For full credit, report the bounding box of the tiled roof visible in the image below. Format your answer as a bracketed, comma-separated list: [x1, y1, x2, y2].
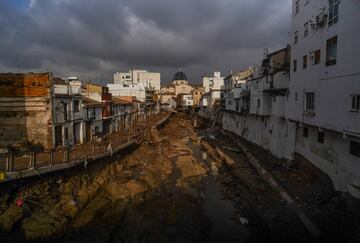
[112, 96, 132, 105]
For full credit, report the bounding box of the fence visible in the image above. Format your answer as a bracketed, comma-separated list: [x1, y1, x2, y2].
[0, 126, 143, 173]
[0, 112, 171, 181]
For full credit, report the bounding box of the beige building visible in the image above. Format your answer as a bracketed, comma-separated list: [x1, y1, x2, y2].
[172, 71, 194, 96]
[192, 87, 205, 107]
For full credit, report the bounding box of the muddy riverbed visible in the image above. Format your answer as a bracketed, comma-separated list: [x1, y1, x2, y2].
[0, 113, 248, 242]
[1, 112, 358, 242]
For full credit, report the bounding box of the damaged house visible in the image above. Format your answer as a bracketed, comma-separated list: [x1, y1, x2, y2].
[0, 73, 85, 149]
[0, 73, 53, 149]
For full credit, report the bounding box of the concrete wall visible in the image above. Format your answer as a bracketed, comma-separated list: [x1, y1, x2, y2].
[295, 125, 360, 193]
[222, 112, 296, 160]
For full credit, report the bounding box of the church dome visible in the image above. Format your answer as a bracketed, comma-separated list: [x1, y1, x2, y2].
[173, 71, 188, 81]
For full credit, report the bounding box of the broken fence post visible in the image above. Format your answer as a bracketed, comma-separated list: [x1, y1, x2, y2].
[29, 152, 36, 169]
[64, 148, 69, 162]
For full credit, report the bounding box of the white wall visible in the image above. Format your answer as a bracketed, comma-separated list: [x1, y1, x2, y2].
[107, 83, 146, 101]
[286, 0, 360, 197]
[222, 112, 296, 160]
[114, 70, 161, 92]
[288, 0, 360, 133]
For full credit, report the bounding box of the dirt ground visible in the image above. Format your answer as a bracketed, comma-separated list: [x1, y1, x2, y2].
[0, 112, 359, 242]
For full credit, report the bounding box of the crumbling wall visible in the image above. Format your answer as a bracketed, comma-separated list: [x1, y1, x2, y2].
[0, 73, 53, 148]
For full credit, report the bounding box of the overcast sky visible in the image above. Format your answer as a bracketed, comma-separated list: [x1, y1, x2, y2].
[0, 0, 291, 84]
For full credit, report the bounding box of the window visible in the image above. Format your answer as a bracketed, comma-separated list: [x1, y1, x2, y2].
[303, 127, 309, 137]
[293, 59, 297, 72]
[94, 126, 100, 134]
[304, 22, 309, 37]
[73, 100, 80, 112]
[257, 99, 261, 108]
[326, 36, 337, 66]
[350, 141, 360, 157]
[317, 131, 325, 144]
[294, 31, 298, 44]
[295, 92, 298, 101]
[328, 0, 340, 26]
[64, 127, 69, 142]
[351, 95, 360, 111]
[305, 92, 315, 110]
[63, 103, 68, 121]
[295, 0, 299, 14]
[314, 49, 321, 64]
[303, 55, 308, 69]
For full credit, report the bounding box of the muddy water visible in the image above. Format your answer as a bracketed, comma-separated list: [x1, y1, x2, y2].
[188, 140, 247, 242]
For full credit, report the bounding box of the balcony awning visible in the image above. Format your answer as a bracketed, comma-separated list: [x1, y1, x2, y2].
[263, 88, 288, 97]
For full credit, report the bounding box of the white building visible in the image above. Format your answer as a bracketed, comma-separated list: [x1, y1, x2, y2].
[82, 97, 104, 141]
[287, 0, 360, 196]
[53, 78, 84, 147]
[107, 83, 146, 101]
[222, 47, 295, 160]
[114, 69, 161, 92]
[202, 72, 224, 107]
[222, 0, 360, 198]
[223, 68, 254, 112]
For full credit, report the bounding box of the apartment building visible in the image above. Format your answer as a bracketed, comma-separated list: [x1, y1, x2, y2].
[114, 69, 161, 92]
[202, 72, 224, 107]
[83, 83, 113, 135]
[287, 0, 360, 196]
[53, 78, 84, 147]
[82, 96, 104, 141]
[111, 97, 133, 132]
[223, 68, 254, 112]
[222, 0, 360, 197]
[223, 47, 295, 160]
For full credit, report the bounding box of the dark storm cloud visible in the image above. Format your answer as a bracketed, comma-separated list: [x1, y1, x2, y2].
[0, 0, 291, 82]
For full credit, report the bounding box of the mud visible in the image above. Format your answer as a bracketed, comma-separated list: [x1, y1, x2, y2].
[1, 112, 359, 242]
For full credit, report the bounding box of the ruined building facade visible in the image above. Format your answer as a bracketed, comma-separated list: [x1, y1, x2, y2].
[0, 73, 53, 148]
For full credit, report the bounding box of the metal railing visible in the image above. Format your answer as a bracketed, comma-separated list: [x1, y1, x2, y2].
[0, 112, 171, 181]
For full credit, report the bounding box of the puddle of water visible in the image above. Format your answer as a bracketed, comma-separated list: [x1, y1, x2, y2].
[202, 177, 248, 243]
[187, 139, 248, 242]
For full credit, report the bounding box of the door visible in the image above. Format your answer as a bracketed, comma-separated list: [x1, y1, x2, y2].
[55, 125, 63, 147]
[86, 122, 91, 142]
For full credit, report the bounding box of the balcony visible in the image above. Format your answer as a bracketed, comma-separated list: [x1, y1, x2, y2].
[86, 112, 96, 121]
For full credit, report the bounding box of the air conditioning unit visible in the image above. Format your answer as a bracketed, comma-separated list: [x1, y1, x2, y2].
[316, 12, 327, 27]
